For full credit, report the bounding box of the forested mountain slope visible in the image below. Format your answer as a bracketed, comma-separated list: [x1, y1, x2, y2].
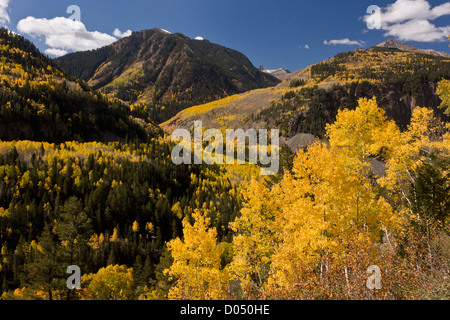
[55, 28, 280, 123]
[163, 42, 450, 151]
[0, 29, 448, 301]
[0, 29, 160, 143]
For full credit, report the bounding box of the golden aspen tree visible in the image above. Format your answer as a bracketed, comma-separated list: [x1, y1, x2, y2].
[437, 80, 450, 115]
[436, 36, 450, 115]
[88, 234, 100, 250]
[145, 222, 154, 234]
[230, 97, 401, 299]
[326, 97, 400, 165]
[379, 106, 449, 264]
[228, 178, 278, 297]
[165, 209, 229, 300]
[109, 227, 119, 243]
[80, 265, 135, 300]
[132, 221, 139, 233]
[380, 107, 449, 211]
[265, 142, 398, 298]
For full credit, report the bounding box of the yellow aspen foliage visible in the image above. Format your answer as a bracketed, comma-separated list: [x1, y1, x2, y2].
[228, 179, 278, 295]
[145, 222, 154, 234]
[1, 244, 8, 265]
[171, 202, 183, 219]
[88, 234, 100, 250]
[165, 209, 229, 300]
[230, 97, 402, 299]
[326, 97, 400, 164]
[379, 106, 449, 213]
[132, 221, 139, 233]
[1, 286, 49, 300]
[264, 142, 399, 297]
[110, 227, 119, 243]
[80, 265, 135, 300]
[0, 207, 9, 218]
[436, 79, 450, 115]
[436, 36, 450, 115]
[98, 233, 105, 245]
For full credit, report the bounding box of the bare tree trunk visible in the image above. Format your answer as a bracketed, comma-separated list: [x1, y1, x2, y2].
[344, 266, 351, 297]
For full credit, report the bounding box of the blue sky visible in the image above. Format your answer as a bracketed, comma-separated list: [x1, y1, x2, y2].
[2, 0, 450, 71]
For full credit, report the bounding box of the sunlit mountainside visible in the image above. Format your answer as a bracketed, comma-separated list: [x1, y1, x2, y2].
[0, 15, 449, 302]
[162, 41, 450, 150]
[0, 29, 160, 143]
[55, 28, 280, 124]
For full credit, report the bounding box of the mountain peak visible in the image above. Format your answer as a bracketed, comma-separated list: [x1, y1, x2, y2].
[262, 68, 292, 80]
[56, 29, 280, 123]
[375, 39, 419, 51]
[374, 39, 450, 58]
[153, 27, 172, 34]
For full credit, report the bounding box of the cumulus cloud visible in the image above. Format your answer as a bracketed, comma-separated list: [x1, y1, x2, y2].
[44, 48, 68, 57]
[324, 38, 365, 46]
[364, 0, 450, 42]
[194, 36, 204, 40]
[0, 0, 10, 25]
[113, 28, 132, 38]
[385, 19, 450, 42]
[379, 0, 450, 24]
[17, 16, 118, 52]
[299, 44, 310, 49]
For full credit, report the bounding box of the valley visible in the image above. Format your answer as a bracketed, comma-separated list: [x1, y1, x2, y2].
[0, 25, 449, 301]
[163, 42, 450, 150]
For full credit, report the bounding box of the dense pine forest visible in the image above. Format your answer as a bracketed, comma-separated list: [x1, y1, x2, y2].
[0, 28, 449, 300]
[0, 139, 242, 299]
[0, 29, 160, 143]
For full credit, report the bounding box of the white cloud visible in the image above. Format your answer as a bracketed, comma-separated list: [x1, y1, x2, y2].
[430, 2, 450, 20]
[380, 0, 433, 24]
[384, 19, 450, 42]
[0, 0, 10, 25]
[113, 28, 132, 38]
[194, 36, 204, 40]
[364, 0, 450, 42]
[299, 44, 310, 49]
[324, 38, 365, 46]
[45, 48, 68, 57]
[160, 28, 171, 34]
[379, 0, 450, 24]
[17, 16, 118, 52]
